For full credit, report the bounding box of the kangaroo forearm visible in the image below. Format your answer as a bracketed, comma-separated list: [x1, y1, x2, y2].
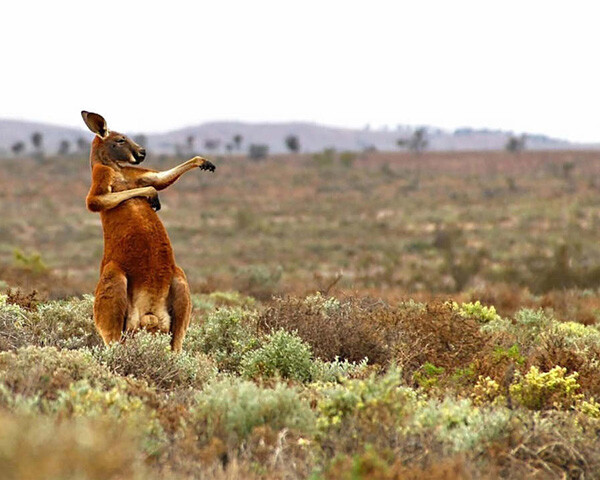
[141, 156, 215, 190]
[144, 159, 198, 190]
[87, 187, 154, 212]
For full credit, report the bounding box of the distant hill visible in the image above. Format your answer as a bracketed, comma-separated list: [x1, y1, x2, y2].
[0, 118, 595, 157]
[0, 119, 88, 157]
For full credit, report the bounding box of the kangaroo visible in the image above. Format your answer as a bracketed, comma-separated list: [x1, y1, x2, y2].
[82, 111, 215, 352]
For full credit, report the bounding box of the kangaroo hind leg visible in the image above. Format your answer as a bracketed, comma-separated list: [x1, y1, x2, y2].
[94, 262, 127, 345]
[168, 266, 192, 353]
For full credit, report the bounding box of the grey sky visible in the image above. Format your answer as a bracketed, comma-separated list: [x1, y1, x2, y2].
[1, 0, 599, 142]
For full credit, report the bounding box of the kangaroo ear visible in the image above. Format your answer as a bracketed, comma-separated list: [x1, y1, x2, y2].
[81, 111, 109, 139]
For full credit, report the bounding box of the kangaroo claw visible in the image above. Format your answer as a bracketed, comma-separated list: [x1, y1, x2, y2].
[200, 160, 216, 172]
[148, 195, 161, 211]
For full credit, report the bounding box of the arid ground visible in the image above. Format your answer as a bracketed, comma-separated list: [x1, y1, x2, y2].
[3, 150, 600, 479]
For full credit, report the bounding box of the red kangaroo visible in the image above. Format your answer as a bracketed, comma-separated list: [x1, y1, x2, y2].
[82, 111, 215, 352]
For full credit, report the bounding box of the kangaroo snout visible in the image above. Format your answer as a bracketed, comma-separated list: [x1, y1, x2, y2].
[133, 148, 146, 163]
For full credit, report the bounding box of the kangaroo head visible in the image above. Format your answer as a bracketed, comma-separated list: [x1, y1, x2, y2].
[81, 111, 146, 167]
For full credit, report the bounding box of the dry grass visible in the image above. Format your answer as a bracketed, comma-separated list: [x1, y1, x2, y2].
[3, 150, 600, 300]
[259, 296, 389, 363]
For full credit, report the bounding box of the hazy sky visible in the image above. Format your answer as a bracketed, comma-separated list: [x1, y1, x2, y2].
[2, 1, 599, 141]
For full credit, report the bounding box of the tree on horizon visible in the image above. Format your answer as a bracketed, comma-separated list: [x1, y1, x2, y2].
[11, 141, 25, 156]
[285, 134, 300, 153]
[505, 134, 526, 153]
[58, 140, 70, 155]
[233, 134, 243, 151]
[31, 132, 44, 161]
[397, 127, 428, 154]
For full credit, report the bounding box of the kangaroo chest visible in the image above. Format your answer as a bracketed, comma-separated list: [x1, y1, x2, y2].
[109, 170, 138, 193]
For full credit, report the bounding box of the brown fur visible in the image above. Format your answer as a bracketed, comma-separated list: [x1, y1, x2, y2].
[82, 111, 215, 352]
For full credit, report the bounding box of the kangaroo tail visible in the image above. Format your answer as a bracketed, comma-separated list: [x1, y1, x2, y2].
[140, 314, 160, 330]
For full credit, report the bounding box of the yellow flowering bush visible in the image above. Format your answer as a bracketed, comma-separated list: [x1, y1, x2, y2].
[453, 300, 501, 323]
[472, 375, 505, 406]
[509, 365, 583, 410]
[316, 367, 417, 431]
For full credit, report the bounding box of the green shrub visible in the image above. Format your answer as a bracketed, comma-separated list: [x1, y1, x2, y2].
[312, 357, 370, 383]
[313, 148, 336, 167]
[0, 293, 28, 317]
[509, 365, 583, 410]
[25, 295, 102, 350]
[190, 291, 256, 318]
[322, 446, 397, 480]
[190, 377, 315, 446]
[303, 293, 343, 313]
[493, 344, 525, 365]
[241, 329, 315, 382]
[0, 346, 116, 403]
[316, 367, 417, 432]
[413, 362, 445, 390]
[209, 290, 256, 308]
[53, 380, 168, 456]
[13, 248, 48, 274]
[0, 385, 43, 414]
[515, 308, 553, 330]
[185, 307, 259, 372]
[0, 294, 29, 351]
[410, 397, 510, 453]
[482, 308, 554, 351]
[479, 316, 513, 336]
[0, 295, 101, 351]
[555, 321, 600, 346]
[190, 294, 217, 317]
[95, 331, 216, 390]
[0, 295, 102, 350]
[339, 151, 357, 168]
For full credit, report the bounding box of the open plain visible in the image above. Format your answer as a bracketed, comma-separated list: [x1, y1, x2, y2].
[3, 149, 600, 478]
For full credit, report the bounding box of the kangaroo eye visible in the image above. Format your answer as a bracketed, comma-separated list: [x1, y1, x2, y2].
[116, 139, 126, 144]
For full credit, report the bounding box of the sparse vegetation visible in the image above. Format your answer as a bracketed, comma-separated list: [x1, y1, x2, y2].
[4, 150, 600, 299]
[1, 287, 600, 477]
[339, 150, 356, 168]
[94, 331, 216, 390]
[4, 150, 600, 477]
[312, 147, 336, 167]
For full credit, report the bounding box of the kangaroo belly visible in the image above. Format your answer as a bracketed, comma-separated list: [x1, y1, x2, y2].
[99, 199, 175, 335]
[100, 199, 175, 280]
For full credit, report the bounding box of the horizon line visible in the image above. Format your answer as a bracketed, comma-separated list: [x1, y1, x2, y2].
[0, 115, 586, 144]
